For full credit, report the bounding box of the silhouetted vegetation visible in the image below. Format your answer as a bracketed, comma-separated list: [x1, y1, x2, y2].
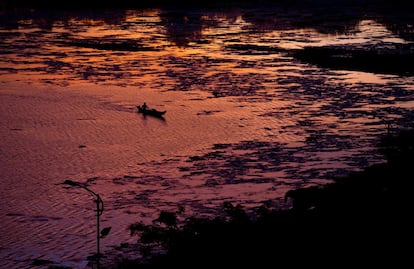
[108, 127, 414, 268]
[1, 0, 413, 9]
[2, 0, 413, 47]
[292, 44, 414, 76]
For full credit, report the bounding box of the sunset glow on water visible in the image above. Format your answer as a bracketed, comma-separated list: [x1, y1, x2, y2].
[1, 4, 413, 268]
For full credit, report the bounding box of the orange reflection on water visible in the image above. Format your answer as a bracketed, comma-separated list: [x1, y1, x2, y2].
[1, 6, 414, 269]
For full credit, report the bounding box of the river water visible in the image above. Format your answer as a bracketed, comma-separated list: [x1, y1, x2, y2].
[1, 3, 413, 269]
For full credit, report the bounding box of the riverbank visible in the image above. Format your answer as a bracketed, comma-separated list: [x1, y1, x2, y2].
[103, 127, 414, 268]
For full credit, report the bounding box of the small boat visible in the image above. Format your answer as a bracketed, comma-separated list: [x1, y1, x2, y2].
[137, 105, 166, 118]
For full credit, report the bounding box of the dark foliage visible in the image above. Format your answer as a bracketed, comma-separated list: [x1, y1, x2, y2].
[1, 0, 413, 10]
[121, 128, 414, 268]
[293, 45, 414, 76]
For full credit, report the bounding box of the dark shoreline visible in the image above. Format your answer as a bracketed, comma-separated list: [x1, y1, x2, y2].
[1, 0, 413, 10]
[97, 127, 414, 268]
[292, 44, 414, 77]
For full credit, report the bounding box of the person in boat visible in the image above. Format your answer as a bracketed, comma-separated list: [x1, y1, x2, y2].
[141, 102, 148, 111]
